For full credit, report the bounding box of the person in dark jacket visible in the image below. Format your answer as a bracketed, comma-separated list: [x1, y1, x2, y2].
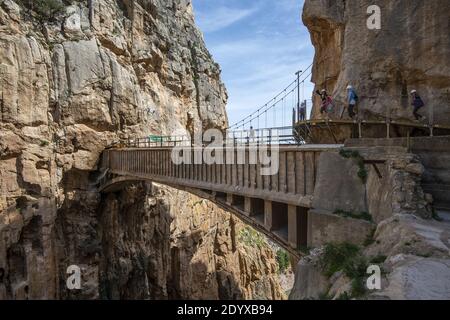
[299, 100, 307, 121]
[411, 90, 426, 121]
[347, 85, 358, 119]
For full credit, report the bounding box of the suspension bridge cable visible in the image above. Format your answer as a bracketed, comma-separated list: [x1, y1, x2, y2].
[227, 64, 313, 129]
[232, 70, 312, 129]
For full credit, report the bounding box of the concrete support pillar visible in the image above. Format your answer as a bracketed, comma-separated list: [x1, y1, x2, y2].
[305, 152, 315, 195]
[226, 193, 233, 205]
[264, 200, 273, 231]
[250, 164, 256, 188]
[279, 152, 286, 193]
[244, 197, 252, 217]
[288, 205, 308, 249]
[288, 205, 298, 249]
[287, 152, 296, 193]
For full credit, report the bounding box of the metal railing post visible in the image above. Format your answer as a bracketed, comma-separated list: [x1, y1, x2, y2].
[406, 131, 411, 152]
[387, 120, 390, 139]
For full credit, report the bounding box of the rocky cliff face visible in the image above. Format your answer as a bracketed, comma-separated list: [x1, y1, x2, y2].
[290, 144, 450, 300]
[289, 0, 450, 299]
[304, 0, 450, 123]
[0, 0, 285, 299]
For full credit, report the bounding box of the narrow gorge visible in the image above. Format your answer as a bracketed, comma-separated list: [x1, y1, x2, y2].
[0, 0, 286, 300]
[1, 0, 449, 302]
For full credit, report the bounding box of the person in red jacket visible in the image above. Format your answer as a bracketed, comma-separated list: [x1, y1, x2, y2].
[316, 89, 333, 114]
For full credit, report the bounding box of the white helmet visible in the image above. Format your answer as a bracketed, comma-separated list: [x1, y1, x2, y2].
[410, 90, 417, 94]
[347, 85, 353, 89]
[321, 89, 326, 93]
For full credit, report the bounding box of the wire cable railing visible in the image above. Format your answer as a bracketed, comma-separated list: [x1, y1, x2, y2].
[122, 126, 303, 149]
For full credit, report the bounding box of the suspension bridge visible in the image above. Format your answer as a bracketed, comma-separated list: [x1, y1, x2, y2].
[98, 68, 450, 257]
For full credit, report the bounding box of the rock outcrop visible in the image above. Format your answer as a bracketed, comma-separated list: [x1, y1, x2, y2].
[289, 141, 450, 299]
[288, 1, 450, 300]
[303, 0, 450, 123]
[0, 0, 284, 300]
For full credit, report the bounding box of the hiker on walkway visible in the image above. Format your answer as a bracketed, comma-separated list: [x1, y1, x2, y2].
[299, 100, 306, 121]
[249, 126, 256, 144]
[411, 90, 426, 121]
[347, 85, 358, 119]
[316, 89, 333, 114]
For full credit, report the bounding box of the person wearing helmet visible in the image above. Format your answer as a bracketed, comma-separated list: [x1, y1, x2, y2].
[410, 90, 426, 121]
[347, 85, 358, 119]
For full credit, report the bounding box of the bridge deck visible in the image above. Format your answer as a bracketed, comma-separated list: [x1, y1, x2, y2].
[99, 145, 343, 255]
[100, 145, 340, 207]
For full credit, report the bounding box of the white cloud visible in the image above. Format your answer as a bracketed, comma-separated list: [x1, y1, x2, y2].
[196, 6, 258, 33]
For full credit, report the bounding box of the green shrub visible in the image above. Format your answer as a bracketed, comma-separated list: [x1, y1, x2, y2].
[320, 243, 372, 298]
[357, 168, 368, 184]
[238, 226, 265, 248]
[297, 245, 311, 255]
[350, 278, 367, 298]
[333, 209, 373, 222]
[339, 149, 360, 159]
[336, 291, 351, 300]
[17, 0, 66, 21]
[370, 255, 387, 264]
[320, 243, 360, 278]
[343, 255, 368, 279]
[343, 255, 370, 298]
[339, 148, 368, 184]
[318, 291, 333, 300]
[431, 208, 443, 221]
[363, 228, 376, 247]
[276, 249, 290, 273]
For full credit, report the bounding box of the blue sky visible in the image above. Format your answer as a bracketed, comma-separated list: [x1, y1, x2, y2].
[192, 0, 315, 129]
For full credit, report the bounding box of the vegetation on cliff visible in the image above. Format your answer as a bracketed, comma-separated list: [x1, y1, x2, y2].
[16, 0, 66, 20]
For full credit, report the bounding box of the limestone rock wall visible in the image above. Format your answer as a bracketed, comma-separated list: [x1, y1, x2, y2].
[295, 0, 450, 300]
[303, 0, 450, 123]
[0, 0, 284, 299]
[289, 143, 450, 300]
[95, 183, 284, 300]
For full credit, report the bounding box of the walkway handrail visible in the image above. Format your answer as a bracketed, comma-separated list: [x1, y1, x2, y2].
[116, 118, 450, 149]
[295, 118, 450, 143]
[122, 126, 302, 149]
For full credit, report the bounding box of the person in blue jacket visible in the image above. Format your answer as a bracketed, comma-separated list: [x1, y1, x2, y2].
[410, 90, 426, 121]
[347, 85, 358, 119]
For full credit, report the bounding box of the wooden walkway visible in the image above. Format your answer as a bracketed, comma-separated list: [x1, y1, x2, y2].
[295, 119, 450, 144]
